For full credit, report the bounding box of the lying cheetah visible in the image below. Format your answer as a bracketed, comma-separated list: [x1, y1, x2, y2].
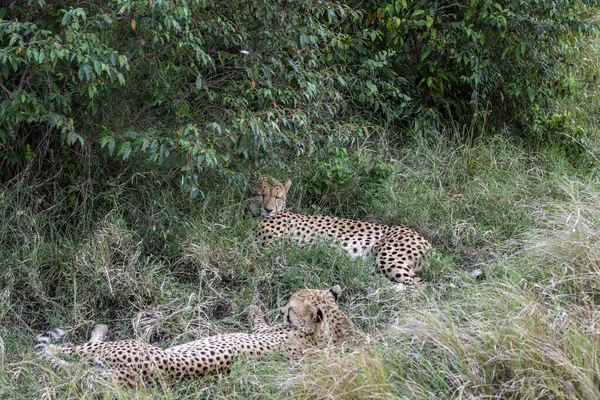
[35, 285, 350, 387]
[248, 177, 432, 289]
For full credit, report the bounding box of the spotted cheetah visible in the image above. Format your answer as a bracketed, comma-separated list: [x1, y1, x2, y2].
[35, 285, 350, 387]
[248, 177, 432, 289]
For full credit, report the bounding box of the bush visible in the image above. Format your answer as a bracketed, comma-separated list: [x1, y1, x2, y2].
[332, 0, 599, 128]
[0, 0, 357, 192]
[1, 0, 597, 194]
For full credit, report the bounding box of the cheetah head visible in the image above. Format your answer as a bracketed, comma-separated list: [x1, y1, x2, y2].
[247, 177, 292, 218]
[280, 285, 349, 345]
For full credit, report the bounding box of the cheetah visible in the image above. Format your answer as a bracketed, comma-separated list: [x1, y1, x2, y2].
[34, 285, 350, 387]
[248, 177, 432, 289]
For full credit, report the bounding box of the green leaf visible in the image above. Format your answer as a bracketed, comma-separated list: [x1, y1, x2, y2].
[411, 9, 425, 18]
[299, 34, 309, 47]
[93, 61, 102, 76]
[123, 145, 131, 160]
[107, 139, 115, 155]
[84, 64, 93, 80]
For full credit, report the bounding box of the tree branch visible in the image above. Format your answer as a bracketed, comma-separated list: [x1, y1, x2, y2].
[18, 64, 30, 92]
[0, 81, 12, 100]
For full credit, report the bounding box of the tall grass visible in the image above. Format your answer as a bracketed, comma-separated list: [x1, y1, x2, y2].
[2, 130, 599, 398]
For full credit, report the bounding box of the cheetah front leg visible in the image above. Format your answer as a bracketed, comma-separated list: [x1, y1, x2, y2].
[249, 299, 271, 334]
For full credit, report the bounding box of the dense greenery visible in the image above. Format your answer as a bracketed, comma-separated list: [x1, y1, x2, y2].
[1, 0, 598, 192]
[1, 0, 600, 399]
[342, 0, 599, 125]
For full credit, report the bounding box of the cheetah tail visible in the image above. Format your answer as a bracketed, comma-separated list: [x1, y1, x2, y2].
[34, 328, 67, 354]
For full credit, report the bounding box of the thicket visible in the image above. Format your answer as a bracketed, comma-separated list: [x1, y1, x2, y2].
[1, 0, 598, 194]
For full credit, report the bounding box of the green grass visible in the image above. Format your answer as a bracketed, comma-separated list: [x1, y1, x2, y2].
[2, 25, 600, 400]
[3, 130, 600, 399]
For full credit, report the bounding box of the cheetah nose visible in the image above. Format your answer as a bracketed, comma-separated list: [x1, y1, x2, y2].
[264, 207, 273, 213]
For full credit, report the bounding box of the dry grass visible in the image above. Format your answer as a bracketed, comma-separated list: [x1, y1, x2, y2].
[388, 283, 600, 399]
[520, 183, 600, 297]
[280, 346, 395, 400]
[74, 214, 149, 301]
[257, 179, 600, 400]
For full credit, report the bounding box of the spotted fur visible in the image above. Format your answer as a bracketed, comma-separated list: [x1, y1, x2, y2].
[249, 177, 432, 289]
[34, 286, 350, 387]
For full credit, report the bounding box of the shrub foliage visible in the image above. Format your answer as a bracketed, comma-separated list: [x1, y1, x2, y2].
[0, 0, 597, 191]
[339, 1, 598, 125]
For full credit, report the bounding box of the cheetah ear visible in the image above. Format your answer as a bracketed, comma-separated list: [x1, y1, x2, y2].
[327, 285, 342, 302]
[283, 179, 292, 192]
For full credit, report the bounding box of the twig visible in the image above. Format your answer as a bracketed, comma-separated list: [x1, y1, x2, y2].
[434, 3, 466, 14]
[18, 64, 30, 92]
[0, 81, 12, 100]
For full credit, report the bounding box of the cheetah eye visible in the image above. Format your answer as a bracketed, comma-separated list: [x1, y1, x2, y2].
[276, 196, 281, 200]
